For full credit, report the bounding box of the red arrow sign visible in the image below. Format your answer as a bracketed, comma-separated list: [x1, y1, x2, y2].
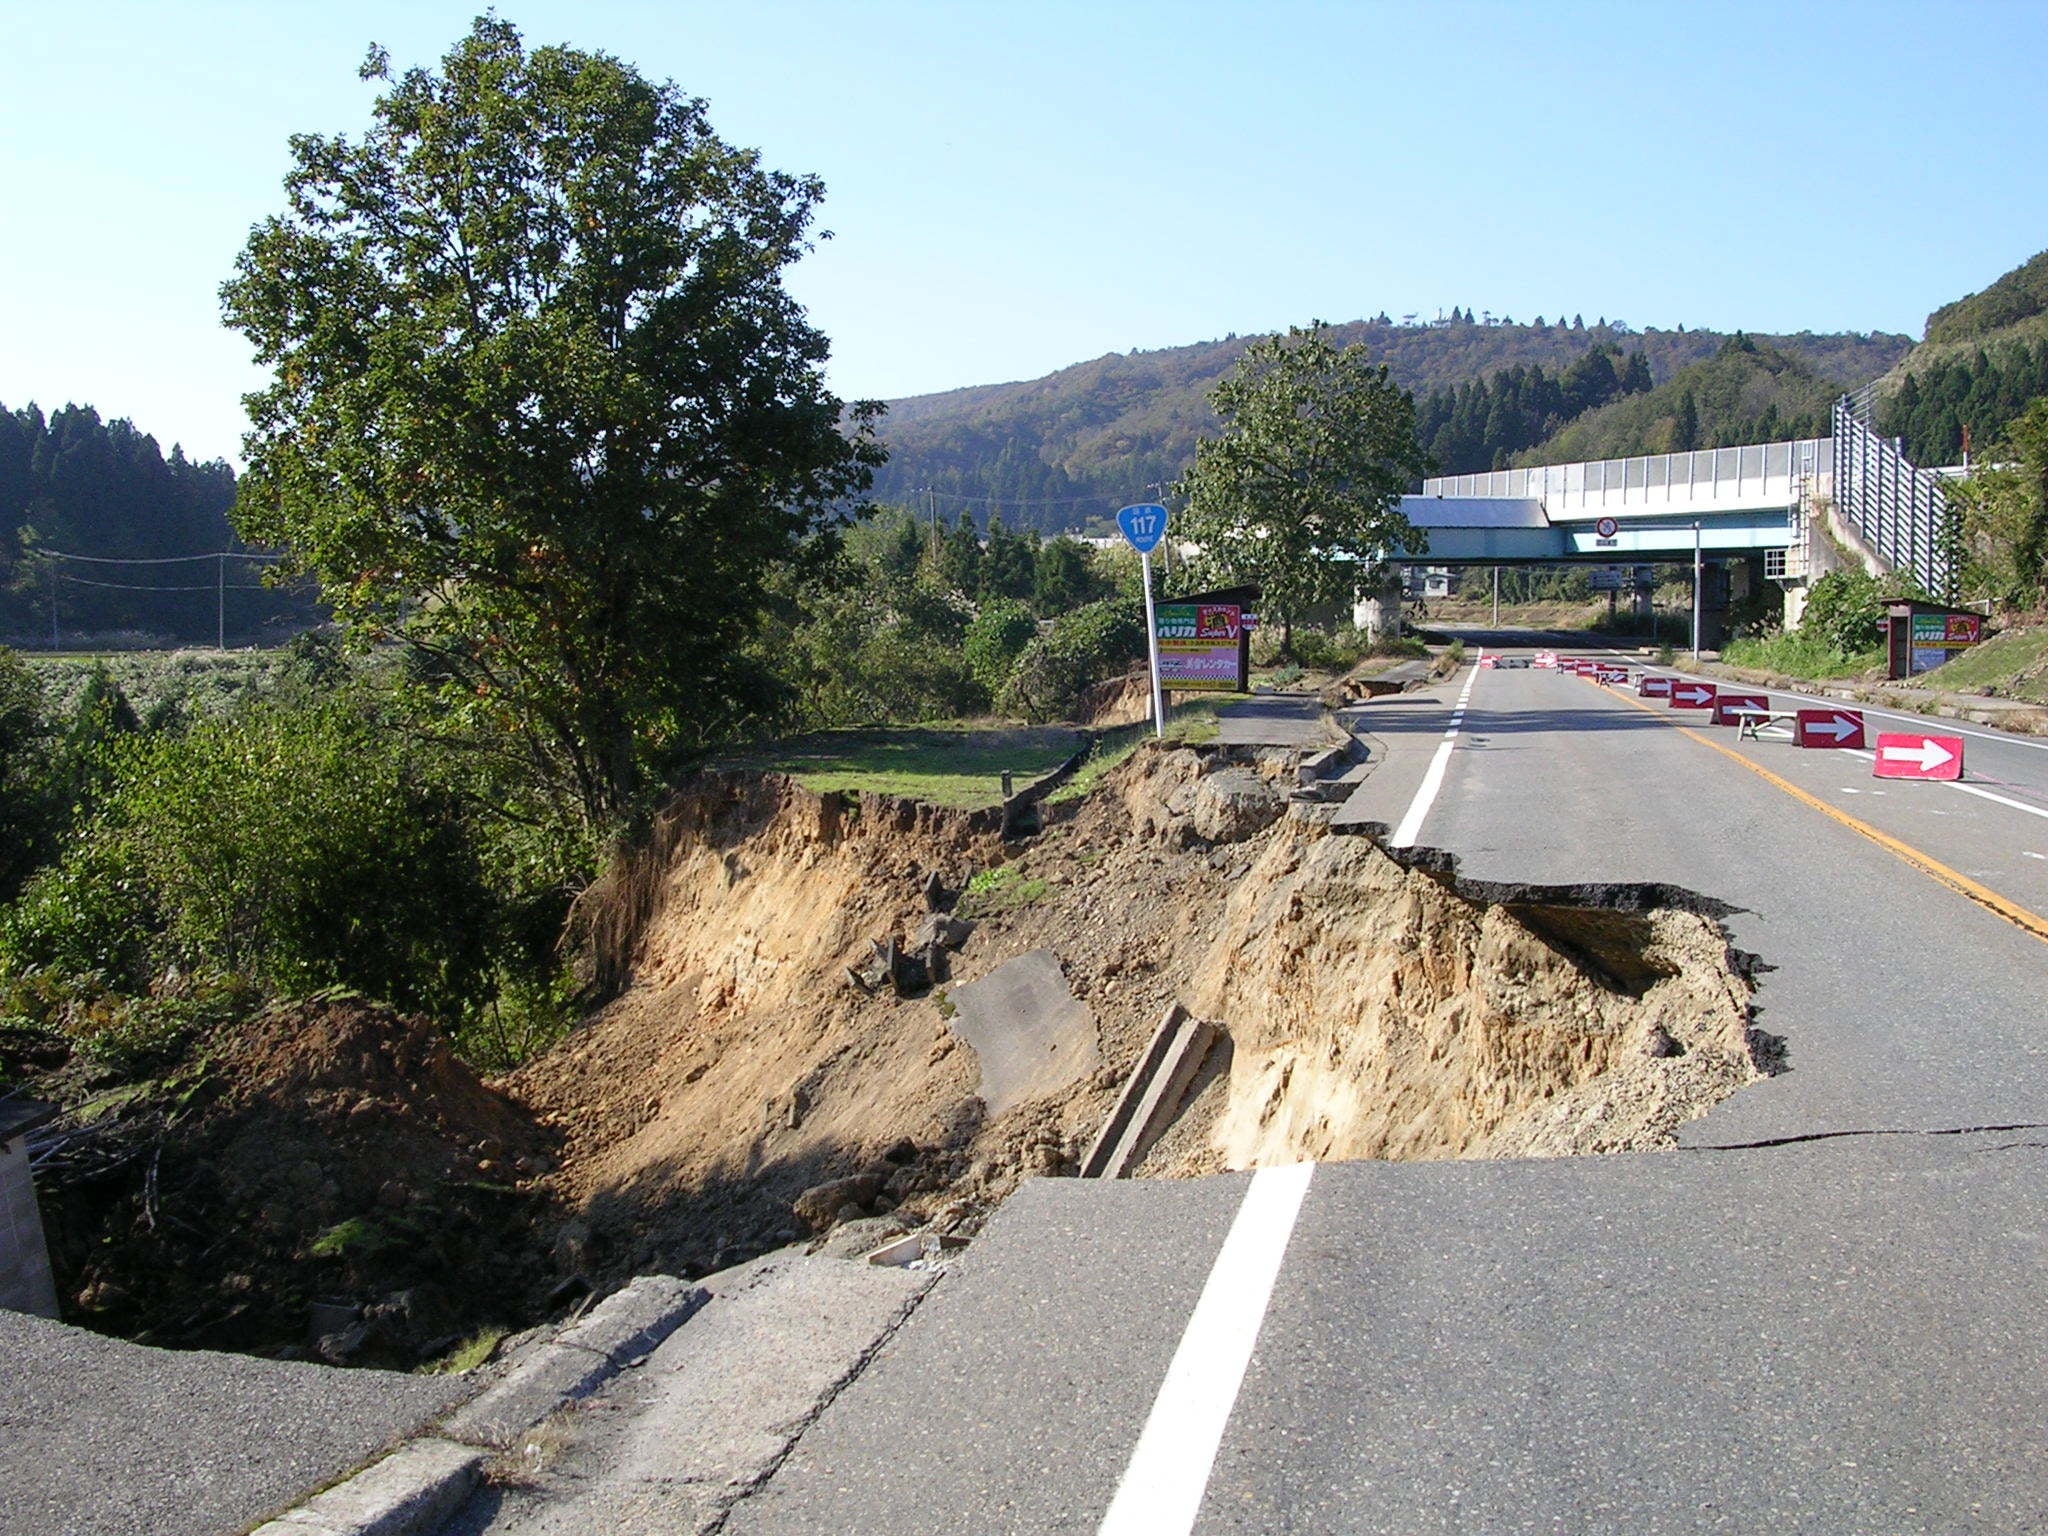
[1873, 732, 1964, 780]
[1533, 651, 1558, 669]
[1638, 676, 1673, 698]
[1597, 667, 1629, 685]
[1669, 682, 1717, 709]
[1795, 709, 1865, 749]
[1713, 693, 1770, 726]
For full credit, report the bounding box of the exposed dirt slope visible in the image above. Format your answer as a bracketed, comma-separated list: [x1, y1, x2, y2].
[39, 999, 554, 1362]
[514, 745, 1768, 1287]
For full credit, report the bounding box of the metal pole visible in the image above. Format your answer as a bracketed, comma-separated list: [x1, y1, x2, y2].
[1491, 565, 1499, 626]
[1140, 549, 1165, 739]
[217, 553, 226, 652]
[1691, 521, 1702, 658]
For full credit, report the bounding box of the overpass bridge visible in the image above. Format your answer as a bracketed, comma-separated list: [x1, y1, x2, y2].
[1368, 395, 1958, 637]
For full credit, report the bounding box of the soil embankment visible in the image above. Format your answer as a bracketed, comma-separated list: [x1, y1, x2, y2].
[514, 743, 1767, 1285]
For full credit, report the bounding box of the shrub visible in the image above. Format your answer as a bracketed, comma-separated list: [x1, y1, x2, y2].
[1, 704, 495, 1022]
[962, 600, 1039, 698]
[1801, 569, 1887, 655]
[1000, 598, 1147, 722]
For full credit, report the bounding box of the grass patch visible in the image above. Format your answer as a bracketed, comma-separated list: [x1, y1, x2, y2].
[1907, 624, 2048, 701]
[957, 866, 1051, 917]
[309, 1217, 390, 1261]
[1721, 631, 1884, 680]
[716, 724, 1082, 809]
[421, 1326, 509, 1375]
[1048, 694, 1236, 805]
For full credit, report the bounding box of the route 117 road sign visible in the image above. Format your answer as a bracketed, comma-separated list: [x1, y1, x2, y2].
[1873, 732, 1964, 781]
[1669, 682, 1717, 709]
[1795, 709, 1865, 749]
[1116, 503, 1168, 555]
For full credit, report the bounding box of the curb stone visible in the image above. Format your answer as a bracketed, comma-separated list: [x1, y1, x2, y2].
[248, 1438, 483, 1536]
[440, 1275, 709, 1448]
[249, 1276, 706, 1535]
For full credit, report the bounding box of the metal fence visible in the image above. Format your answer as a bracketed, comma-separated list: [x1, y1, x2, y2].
[1830, 396, 1957, 599]
[1423, 439, 1834, 515]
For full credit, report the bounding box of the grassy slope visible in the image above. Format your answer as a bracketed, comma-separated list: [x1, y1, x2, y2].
[1905, 625, 2048, 701]
[715, 724, 1084, 808]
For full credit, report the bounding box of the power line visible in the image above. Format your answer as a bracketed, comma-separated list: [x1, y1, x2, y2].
[39, 548, 286, 565]
[54, 574, 280, 592]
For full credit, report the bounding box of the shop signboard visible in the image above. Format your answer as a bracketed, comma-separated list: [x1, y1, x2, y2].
[1156, 603, 1245, 692]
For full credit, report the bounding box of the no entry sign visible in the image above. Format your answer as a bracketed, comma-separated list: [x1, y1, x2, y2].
[1713, 693, 1770, 726]
[1638, 676, 1673, 698]
[1669, 682, 1717, 709]
[1873, 732, 1964, 781]
[1795, 709, 1865, 749]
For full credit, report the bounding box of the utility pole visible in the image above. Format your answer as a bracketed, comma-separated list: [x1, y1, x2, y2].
[49, 567, 58, 650]
[1691, 521, 1703, 659]
[1491, 566, 1499, 627]
[217, 552, 226, 652]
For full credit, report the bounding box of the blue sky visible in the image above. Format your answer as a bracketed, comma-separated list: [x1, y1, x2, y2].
[4, 0, 2046, 466]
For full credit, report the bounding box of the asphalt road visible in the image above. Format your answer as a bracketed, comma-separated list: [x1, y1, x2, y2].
[0, 1308, 463, 1536]
[720, 634, 2048, 1535]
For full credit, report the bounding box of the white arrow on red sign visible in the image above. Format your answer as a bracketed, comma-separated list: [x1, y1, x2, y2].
[1713, 693, 1769, 725]
[1872, 732, 1964, 781]
[1638, 676, 1673, 698]
[1670, 683, 1717, 709]
[1795, 709, 1865, 749]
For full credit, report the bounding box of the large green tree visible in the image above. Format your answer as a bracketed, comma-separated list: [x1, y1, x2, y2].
[1174, 324, 1427, 647]
[222, 18, 882, 826]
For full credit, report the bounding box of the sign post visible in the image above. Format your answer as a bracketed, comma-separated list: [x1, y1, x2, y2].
[1117, 504, 1170, 737]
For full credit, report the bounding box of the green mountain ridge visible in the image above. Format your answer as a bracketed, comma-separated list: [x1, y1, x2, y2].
[1877, 248, 2048, 464]
[873, 318, 1909, 531]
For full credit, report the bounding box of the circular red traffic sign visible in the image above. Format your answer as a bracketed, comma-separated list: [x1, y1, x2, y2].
[1595, 516, 1618, 538]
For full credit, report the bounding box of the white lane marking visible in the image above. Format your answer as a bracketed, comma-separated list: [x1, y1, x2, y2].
[1948, 781, 2048, 822]
[1393, 651, 1482, 847]
[1098, 1161, 1317, 1536]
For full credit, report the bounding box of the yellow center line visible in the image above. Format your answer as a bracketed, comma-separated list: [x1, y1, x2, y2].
[1602, 680, 2048, 946]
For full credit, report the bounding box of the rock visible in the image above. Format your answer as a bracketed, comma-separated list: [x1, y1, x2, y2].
[921, 870, 951, 911]
[816, 1214, 910, 1261]
[912, 912, 975, 951]
[831, 1201, 867, 1226]
[1643, 1026, 1684, 1059]
[792, 1173, 883, 1230]
[1192, 768, 1284, 844]
[881, 1137, 920, 1165]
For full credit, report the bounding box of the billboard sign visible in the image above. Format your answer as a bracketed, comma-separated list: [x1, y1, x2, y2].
[1908, 612, 1983, 675]
[1156, 603, 1245, 692]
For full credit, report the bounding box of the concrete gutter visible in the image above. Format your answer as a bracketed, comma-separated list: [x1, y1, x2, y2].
[1079, 1001, 1218, 1179]
[247, 1275, 706, 1536]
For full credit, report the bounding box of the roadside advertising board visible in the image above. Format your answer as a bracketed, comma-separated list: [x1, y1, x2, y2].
[1588, 566, 1625, 591]
[1873, 732, 1965, 780]
[1638, 676, 1673, 698]
[1795, 709, 1865, 749]
[1155, 603, 1245, 692]
[1669, 682, 1717, 709]
[1713, 693, 1770, 726]
[1908, 612, 1983, 676]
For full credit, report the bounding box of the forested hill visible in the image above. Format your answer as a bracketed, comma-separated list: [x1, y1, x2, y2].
[872, 316, 1910, 532]
[1878, 247, 2048, 465]
[0, 402, 316, 646]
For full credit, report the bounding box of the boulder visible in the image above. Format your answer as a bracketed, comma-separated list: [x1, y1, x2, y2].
[1192, 768, 1284, 844]
[792, 1173, 883, 1230]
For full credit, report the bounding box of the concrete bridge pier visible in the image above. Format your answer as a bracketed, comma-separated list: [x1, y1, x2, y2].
[1353, 572, 1402, 642]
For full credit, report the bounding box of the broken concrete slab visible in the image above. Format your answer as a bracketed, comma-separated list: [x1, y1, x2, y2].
[944, 949, 1100, 1118]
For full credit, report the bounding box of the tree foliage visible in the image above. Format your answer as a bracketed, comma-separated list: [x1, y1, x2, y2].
[220, 18, 881, 826]
[1947, 398, 2048, 609]
[1174, 325, 1428, 644]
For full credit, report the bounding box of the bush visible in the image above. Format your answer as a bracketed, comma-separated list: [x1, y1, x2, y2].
[963, 600, 1039, 698]
[1801, 569, 1887, 655]
[1000, 598, 1147, 722]
[1, 704, 495, 1022]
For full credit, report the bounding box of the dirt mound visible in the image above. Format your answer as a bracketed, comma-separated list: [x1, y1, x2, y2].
[512, 745, 1769, 1288]
[38, 998, 557, 1364]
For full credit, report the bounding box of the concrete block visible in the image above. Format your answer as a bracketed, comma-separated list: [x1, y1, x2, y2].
[249, 1437, 483, 1536]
